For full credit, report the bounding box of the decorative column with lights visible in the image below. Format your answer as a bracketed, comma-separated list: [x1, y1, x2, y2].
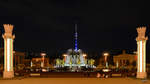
[63, 54, 67, 62]
[136, 27, 148, 79]
[3, 24, 15, 78]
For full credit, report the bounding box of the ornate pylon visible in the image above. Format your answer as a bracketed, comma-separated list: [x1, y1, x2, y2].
[2, 24, 15, 78]
[136, 27, 148, 79]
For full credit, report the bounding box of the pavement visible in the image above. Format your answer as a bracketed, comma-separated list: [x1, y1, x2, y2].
[0, 78, 150, 84]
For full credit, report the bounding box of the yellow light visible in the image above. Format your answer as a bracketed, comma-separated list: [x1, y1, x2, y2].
[102, 69, 111, 72]
[104, 53, 109, 56]
[7, 38, 11, 71]
[31, 61, 33, 67]
[103, 52, 109, 62]
[139, 41, 142, 72]
[116, 61, 119, 68]
[63, 54, 67, 57]
[83, 54, 87, 57]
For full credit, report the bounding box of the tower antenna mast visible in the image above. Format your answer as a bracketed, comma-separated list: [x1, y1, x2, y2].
[74, 24, 78, 52]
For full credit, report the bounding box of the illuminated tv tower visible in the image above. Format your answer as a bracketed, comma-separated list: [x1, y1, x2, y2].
[64, 24, 85, 67]
[74, 24, 78, 52]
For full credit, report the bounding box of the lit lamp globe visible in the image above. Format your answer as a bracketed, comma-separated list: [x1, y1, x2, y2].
[103, 52, 109, 68]
[63, 54, 67, 57]
[41, 53, 46, 57]
[63, 54, 67, 62]
[83, 54, 87, 58]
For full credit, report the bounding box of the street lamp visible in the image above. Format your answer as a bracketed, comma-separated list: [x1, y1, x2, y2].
[83, 54, 87, 58]
[41, 53, 46, 67]
[103, 52, 109, 68]
[83, 54, 87, 67]
[63, 54, 67, 57]
[63, 54, 67, 62]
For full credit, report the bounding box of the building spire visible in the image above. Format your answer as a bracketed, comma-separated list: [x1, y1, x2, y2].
[74, 24, 78, 51]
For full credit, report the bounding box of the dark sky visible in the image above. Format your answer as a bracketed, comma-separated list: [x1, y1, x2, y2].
[0, 0, 150, 60]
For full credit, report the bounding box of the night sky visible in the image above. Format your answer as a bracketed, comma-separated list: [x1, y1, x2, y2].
[0, 0, 150, 61]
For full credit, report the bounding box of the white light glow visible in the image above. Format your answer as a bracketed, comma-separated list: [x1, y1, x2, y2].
[139, 41, 143, 72]
[102, 69, 111, 72]
[63, 54, 67, 57]
[106, 62, 108, 68]
[41, 53, 46, 56]
[83, 54, 87, 57]
[7, 38, 11, 71]
[104, 53, 109, 56]
[31, 61, 33, 67]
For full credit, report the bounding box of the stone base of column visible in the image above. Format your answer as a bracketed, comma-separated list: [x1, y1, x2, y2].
[3, 71, 14, 78]
[136, 72, 147, 79]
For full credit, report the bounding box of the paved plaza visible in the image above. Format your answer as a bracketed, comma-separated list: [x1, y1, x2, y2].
[0, 78, 150, 84]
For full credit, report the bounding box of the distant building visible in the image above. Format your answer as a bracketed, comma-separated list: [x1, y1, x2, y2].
[31, 57, 49, 68]
[14, 51, 25, 65]
[0, 48, 26, 71]
[113, 50, 137, 67]
[23, 59, 31, 67]
[0, 48, 25, 64]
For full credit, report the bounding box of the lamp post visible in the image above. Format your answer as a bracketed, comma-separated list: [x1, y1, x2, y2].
[41, 53, 46, 68]
[103, 52, 109, 68]
[83, 54, 87, 66]
[83, 54, 87, 58]
[63, 54, 67, 64]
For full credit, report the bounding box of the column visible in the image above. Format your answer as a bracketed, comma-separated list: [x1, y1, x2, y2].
[3, 24, 15, 78]
[136, 27, 148, 79]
